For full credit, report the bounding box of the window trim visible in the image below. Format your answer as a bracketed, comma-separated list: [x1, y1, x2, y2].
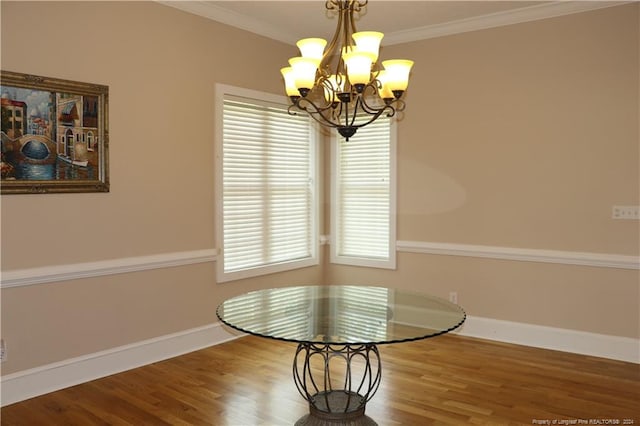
[330, 117, 397, 270]
[214, 83, 320, 283]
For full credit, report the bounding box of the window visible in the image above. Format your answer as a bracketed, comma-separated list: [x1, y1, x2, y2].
[215, 84, 318, 282]
[331, 116, 396, 269]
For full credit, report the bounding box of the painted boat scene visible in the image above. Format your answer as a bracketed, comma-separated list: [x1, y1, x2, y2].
[1, 85, 100, 181]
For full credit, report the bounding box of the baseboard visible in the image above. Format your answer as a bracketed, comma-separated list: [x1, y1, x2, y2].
[457, 315, 639, 364]
[1, 317, 637, 407]
[0, 322, 242, 407]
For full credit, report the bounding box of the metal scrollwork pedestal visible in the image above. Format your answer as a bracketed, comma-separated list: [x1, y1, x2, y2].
[293, 343, 382, 426]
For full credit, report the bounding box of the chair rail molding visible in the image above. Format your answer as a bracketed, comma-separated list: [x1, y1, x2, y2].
[4, 240, 636, 289]
[0, 249, 218, 289]
[396, 240, 639, 270]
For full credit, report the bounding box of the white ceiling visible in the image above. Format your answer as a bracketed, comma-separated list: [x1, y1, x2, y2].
[159, 1, 626, 45]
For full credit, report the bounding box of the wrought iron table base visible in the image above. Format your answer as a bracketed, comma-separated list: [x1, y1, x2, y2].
[293, 343, 381, 425]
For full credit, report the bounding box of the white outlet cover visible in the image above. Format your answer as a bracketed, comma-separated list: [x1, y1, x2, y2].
[612, 205, 640, 220]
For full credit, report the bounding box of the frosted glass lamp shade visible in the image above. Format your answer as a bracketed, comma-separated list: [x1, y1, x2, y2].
[381, 59, 414, 92]
[343, 51, 375, 86]
[376, 70, 394, 99]
[289, 57, 320, 91]
[280, 67, 299, 97]
[297, 38, 327, 60]
[352, 31, 384, 62]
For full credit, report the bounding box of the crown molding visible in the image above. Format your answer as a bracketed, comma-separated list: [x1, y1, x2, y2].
[383, 1, 631, 45]
[156, 0, 297, 44]
[158, 1, 630, 46]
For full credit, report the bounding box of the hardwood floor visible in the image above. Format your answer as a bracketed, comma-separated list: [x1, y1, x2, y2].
[2, 334, 639, 425]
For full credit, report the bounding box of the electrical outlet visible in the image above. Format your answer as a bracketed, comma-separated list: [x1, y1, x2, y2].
[449, 292, 458, 304]
[0, 339, 6, 362]
[612, 205, 640, 220]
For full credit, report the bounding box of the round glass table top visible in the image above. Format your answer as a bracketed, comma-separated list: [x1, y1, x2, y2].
[216, 285, 466, 345]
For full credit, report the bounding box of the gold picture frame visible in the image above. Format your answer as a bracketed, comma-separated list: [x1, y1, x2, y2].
[1, 70, 109, 194]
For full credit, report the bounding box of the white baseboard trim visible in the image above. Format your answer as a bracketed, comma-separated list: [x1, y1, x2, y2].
[397, 240, 639, 270]
[0, 322, 242, 407]
[457, 315, 639, 364]
[1, 317, 637, 407]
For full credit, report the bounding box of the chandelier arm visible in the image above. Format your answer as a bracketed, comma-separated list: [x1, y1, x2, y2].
[353, 0, 367, 13]
[287, 104, 299, 116]
[349, 96, 362, 127]
[346, 107, 391, 129]
[357, 85, 391, 115]
[294, 97, 344, 129]
[359, 97, 396, 116]
[392, 98, 407, 112]
[308, 110, 342, 130]
[295, 96, 339, 115]
[333, 100, 345, 123]
[319, 77, 339, 107]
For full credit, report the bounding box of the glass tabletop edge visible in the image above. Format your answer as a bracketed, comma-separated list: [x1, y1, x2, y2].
[215, 305, 467, 347]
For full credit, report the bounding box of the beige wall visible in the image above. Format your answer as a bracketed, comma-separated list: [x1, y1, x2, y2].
[1, 1, 638, 376]
[0, 1, 323, 374]
[329, 4, 639, 338]
[391, 4, 639, 254]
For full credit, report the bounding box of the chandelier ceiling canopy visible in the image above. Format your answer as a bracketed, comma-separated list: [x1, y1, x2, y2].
[280, 0, 414, 140]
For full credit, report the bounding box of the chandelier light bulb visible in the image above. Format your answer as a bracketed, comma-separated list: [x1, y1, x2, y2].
[289, 57, 321, 94]
[297, 38, 327, 60]
[376, 70, 394, 100]
[352, 31, 384, 62]
[342, 51, 375, 89]
[280, 67, 300, 98]
[381, 59, 414, 93]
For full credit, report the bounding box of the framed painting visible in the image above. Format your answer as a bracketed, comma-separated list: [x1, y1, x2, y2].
[1, 70, 109, 194]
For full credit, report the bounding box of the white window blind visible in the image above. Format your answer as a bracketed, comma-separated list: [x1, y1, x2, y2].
[217, 87, 317, 282]
[331, 116, 396, 269]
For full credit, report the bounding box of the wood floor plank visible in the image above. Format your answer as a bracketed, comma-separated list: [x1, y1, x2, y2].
[1, 334, 638, 425]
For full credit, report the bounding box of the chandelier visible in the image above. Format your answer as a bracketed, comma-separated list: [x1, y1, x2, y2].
[280, 0, 414, 140]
